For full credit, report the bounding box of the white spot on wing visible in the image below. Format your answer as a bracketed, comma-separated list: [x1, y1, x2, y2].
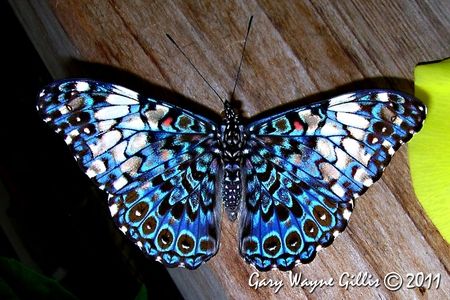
[121, 156, 143, 176]
[69, 129, 80, 138]
[113, 85, 139, 99]
[335, 148, 350, 169]
[95, 106, 130, 120]
[111, 141, 127, 163]
[353, 168, 372, 186]
[98, 120, 116, 132]
[75, 81, 90, 92]
[109, 204, 119, 217]
[329, 93, 355, 106]
[319, 162, 340, 181]
[392, 116, 402, 126]
[347, 127, 365, 140]
[120, 114, 146, 130]
[363, 177, 373, 187]
[136, 241, 143, 249]
[336, 112, 370, 129]
[343, 209, 352, 220]
[331, 183, 345, 198]
[113, 176, 128, 191]
[316, 139, 334, 159]
[388, 147, 395, 156]
[88, 130, 122, 157]
[382, 140, 394, 156]
[329, 102, 361, 113]
[377, 92, 390, 102]
[86, 160, 107, 178]
[342, 138, 371, 166]
[120, 226, 128, 233]
[59, 106, 70, 115]
[106, 94, 139, 105]
[127, 132, 148, 154]
[320, 120, 342, 136]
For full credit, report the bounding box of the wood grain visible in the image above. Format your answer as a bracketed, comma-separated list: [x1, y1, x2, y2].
[11, 0, 450, 299]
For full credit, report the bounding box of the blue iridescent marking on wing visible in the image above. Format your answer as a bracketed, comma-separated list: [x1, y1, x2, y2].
[240, 90, 426, 271]
[38, 79, 221, 269]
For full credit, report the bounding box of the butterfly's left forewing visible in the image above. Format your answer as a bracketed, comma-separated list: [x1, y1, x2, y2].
[241, 90, 426, 271]
[38, 80, 221, 269]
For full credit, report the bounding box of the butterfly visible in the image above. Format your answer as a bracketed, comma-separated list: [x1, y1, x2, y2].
[37, 78, 426, 271]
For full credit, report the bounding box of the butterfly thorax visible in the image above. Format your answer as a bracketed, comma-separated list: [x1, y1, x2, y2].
[220, 101, 245, 221]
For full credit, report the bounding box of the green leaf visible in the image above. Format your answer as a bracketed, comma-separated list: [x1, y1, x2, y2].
[0, 257, 78, 300]
[134, 284, 148, 300]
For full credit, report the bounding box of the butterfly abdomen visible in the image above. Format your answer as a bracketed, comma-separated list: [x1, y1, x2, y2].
[220, 102, 245, 221]
[222, 166, 242, 221]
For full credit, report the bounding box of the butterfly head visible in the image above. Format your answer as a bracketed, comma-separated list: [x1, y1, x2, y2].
[223, 100, 239, 121]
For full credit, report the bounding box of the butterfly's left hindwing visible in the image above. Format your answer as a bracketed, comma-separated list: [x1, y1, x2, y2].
[240, 90, 426, 271]
[38, 80, 221, 269]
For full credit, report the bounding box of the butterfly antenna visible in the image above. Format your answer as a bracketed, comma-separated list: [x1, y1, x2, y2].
[166, 34, 225, 104]
[231, 15, 253, 101]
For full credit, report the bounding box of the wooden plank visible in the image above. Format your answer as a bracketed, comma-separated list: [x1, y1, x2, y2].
[12, 1, 449, 299]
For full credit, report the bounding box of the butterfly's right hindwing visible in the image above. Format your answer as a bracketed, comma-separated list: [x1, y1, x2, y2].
[38, 79, 221, 269]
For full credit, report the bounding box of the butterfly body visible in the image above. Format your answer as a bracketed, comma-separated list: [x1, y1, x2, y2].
[38, 80, 426, 271]
[220, 101, 245, 221]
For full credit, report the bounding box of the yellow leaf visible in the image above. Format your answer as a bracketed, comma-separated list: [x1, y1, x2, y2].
[412, 58, 450, 243]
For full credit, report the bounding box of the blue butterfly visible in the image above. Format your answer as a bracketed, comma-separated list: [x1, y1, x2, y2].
[37, 79, 426, 271]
